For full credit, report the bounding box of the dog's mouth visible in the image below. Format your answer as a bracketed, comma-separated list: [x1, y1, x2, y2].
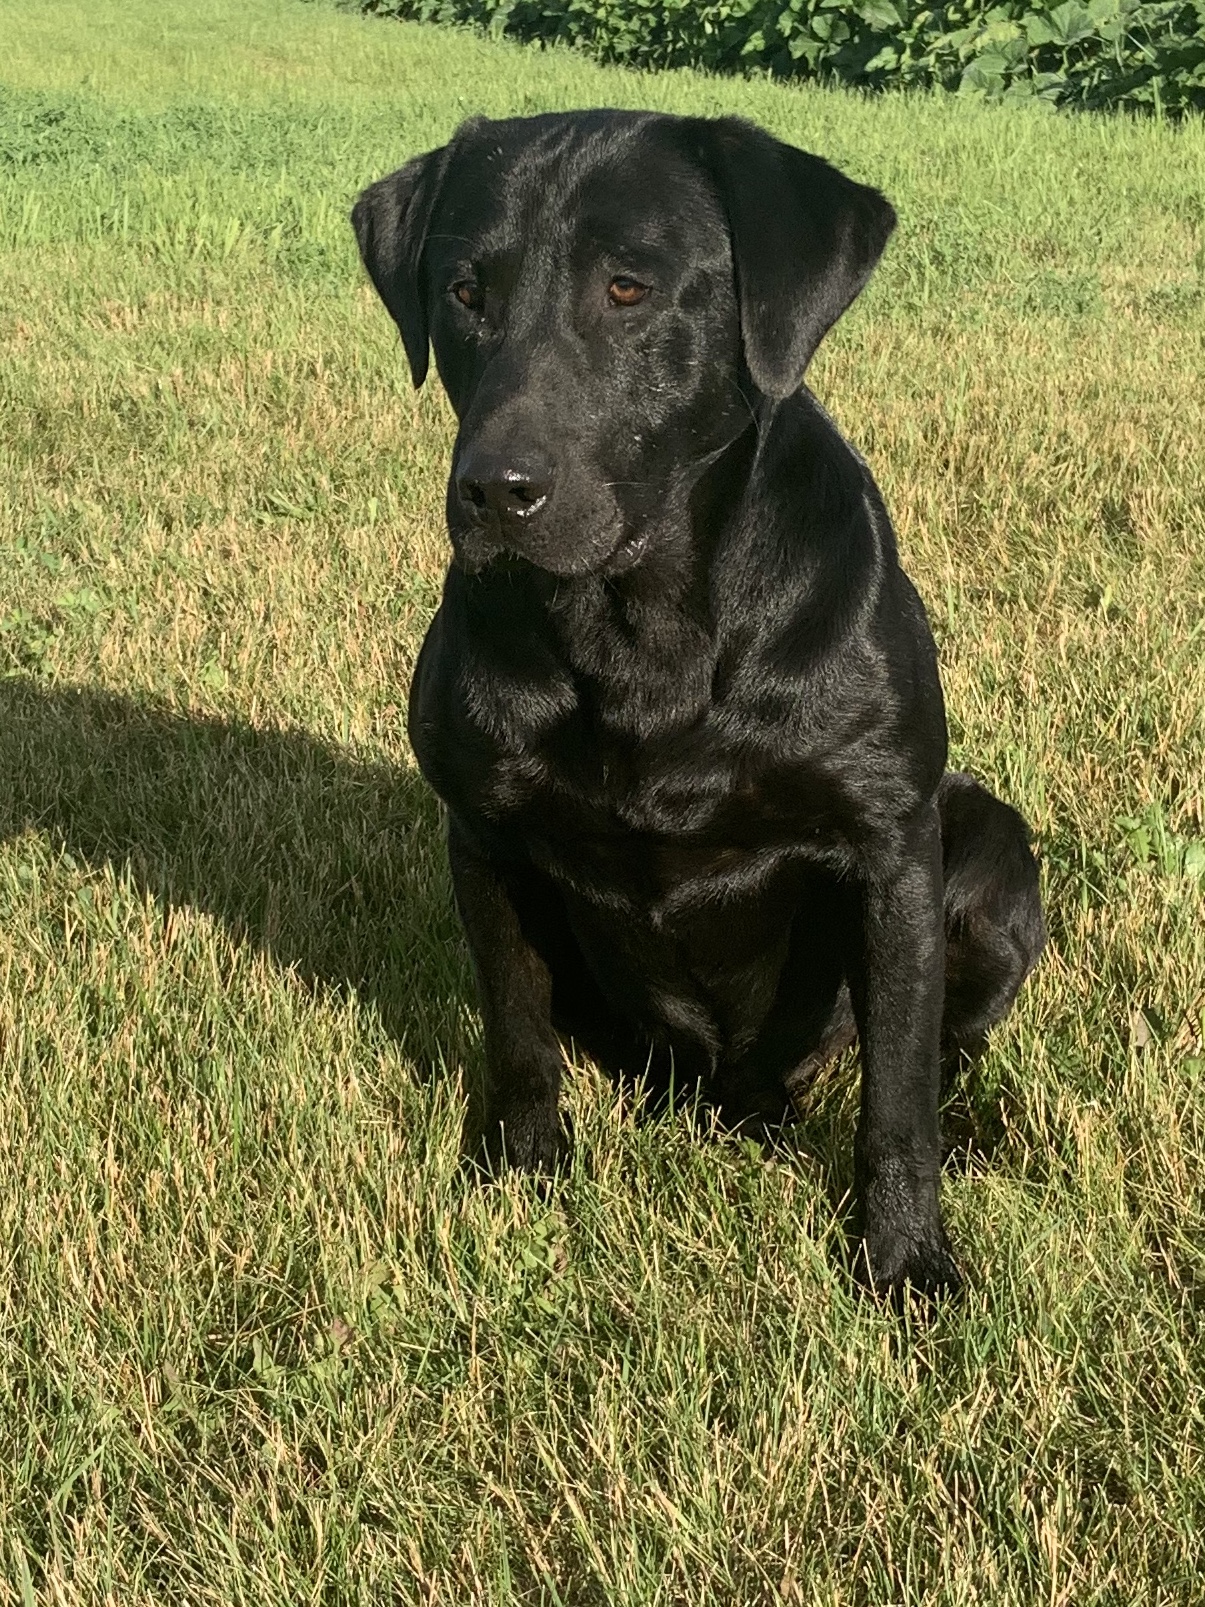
[601, 525, 652, 575]
[450, 509, 641, 580]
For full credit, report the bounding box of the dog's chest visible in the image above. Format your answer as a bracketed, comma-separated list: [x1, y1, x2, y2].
[488, 727, 848, 919]
[412, 592, 867, 905]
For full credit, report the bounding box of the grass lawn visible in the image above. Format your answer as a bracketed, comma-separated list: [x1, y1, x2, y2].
[2, 0, 1204, 1599]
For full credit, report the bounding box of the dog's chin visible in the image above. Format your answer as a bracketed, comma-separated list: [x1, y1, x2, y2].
[449, 512, 636, 580]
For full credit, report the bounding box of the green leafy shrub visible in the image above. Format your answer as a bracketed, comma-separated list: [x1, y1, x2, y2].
[360, 0, 1205, 114]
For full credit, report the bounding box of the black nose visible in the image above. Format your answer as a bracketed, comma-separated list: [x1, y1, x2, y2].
[456, 449, 552, 524]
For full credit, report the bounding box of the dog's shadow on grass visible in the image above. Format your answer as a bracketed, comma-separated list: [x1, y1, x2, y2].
[0, 676, 470, 1078]
[0, 676, 1007, 1195]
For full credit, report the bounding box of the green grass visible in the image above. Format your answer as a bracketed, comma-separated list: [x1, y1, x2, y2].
[2, 0, 1204, 1600]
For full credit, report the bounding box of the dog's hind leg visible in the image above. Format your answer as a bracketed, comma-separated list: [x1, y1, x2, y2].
[782, 776, 1043, 1110]
[937, 771, 1045, 1078]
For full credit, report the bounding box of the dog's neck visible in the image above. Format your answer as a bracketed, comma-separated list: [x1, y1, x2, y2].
[530, 419, 759, 738]
[450, 395, 879, 749]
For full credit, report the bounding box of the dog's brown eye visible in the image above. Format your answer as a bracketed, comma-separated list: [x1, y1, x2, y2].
[608, 276, 649, 307]
[452, 280, 482, 310]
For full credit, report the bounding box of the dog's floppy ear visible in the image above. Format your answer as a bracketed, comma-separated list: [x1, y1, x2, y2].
[351, 143, 452, 388]
[696, 118, 896, 399]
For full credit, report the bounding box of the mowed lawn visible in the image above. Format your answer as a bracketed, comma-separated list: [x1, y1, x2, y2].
[2, 0, 1204, 1600]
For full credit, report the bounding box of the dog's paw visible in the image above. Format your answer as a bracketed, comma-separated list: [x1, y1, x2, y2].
[855, 1224, 962, 1303]
[475, 1102, 572, 1177]
[854, 1162, 963, 1303]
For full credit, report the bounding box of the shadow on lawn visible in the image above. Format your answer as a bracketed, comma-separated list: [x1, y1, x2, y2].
[0, 675, 1006, 1186]
[0, 676, 469, 1076]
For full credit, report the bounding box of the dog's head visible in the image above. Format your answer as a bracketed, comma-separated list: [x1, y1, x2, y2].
[353, 111, 894, 577]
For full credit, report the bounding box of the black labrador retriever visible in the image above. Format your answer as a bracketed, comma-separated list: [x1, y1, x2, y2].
[352, 111, 1045, 1296]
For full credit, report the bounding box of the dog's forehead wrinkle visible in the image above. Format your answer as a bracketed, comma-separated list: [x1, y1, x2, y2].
[425, 230, 482, 274]
[574, 183, 722, 262]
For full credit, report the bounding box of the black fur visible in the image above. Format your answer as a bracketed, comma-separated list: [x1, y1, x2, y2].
[352, 110, 1045, 1297]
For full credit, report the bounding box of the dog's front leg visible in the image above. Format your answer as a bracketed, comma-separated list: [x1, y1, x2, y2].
[853, 804, 961, 1298]
[448, 818, 568, 1174]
